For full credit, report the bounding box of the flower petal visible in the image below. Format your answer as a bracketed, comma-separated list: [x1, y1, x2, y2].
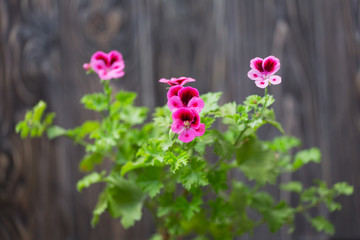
[190, 109, 200, 128]
[172, 108, 194, 122]
[194, 123, 205, 137]
[187, 97, 204, 113]
[174, 77, 196, 86]
[178, 87, 199, 106]
[159, 77, 196, 86]
[178, 129, 196, 143]
[262, 56, 280, 75]
[91, 51, 109, 70]
[247, 69, 263, 81]
[250, 57, 264, 72]
[171, 119, 185, 134]
[268, 75, 281, 85]
[108, 50, 123, 66]
[168, 96, 184, 112]
[167, 86, 183, 99]
[97, 69, 113, 80]
[255, 80, 269, 88]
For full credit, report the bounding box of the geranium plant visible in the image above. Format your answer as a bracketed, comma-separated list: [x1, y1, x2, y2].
[16, 51, 353, 240]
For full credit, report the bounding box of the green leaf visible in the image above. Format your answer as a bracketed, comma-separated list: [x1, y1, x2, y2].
[237, 137, 278, 185]
[179, 159, 208, 190]
[79, 153, 103, 172]
[263, 109, 284, 134]
[310, 216, 335, 235]
[115, 91, 137, 106]
[280, 181, 303, 193]
[333, 182, 354, 196]
[81, 93, 108, 112]
[121, 159, 147, 176]
[263, 201, 294, 233]
[293, 148, 321, 170]
[77, 171, 106, 192]
[214, 138, 235, 160]
[267, 136, 301, 153]
[47, 125, 67, 139]
[106, 176, 145, 228]
[119, 106, 148, 125]
[200, 92, 222, 116]
[16, 100, 55, 138]
[91, 191, 108, 227]
[164, 150, 189, 173]
[149, 234, 163, 240]
[136, 167, 164, 197]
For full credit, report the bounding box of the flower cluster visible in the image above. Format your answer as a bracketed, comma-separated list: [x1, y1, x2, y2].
[83, 50, 125, 80]
[160, 77, 205, 143]
[247, 56, 281, 88]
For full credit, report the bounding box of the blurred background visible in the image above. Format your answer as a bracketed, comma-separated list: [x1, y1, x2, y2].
[1, 0, 360, 239]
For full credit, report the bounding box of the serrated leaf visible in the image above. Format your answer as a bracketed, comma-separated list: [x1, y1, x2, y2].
[91, 191, 108, 227]
[179, 159, 208, 190]
[136, 167, 164, 197]
[200, 92, 222, 115]
[164, 150, 189, 173]
[263, 201, 294, 233]
[81, 93, 108, 112]
[267, 136, 301, 153]
[77, 171, 106, 192]
[310, 216, 335, 235]
[237, 137, 278, 185]
[293, 148, 321, 170]
[106, 176, 145, 228]
[115, 91, 137, 105]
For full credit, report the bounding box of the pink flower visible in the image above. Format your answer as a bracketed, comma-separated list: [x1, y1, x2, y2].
[90, 50, 125, 80]
[167, 86, 204, 113]
[247, 56, 281, 88]
[159, 77, 196, 86]
[83, 63, 91, 71]
[171, 108, 205, 143]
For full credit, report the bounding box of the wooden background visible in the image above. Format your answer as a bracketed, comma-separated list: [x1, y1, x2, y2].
[1, 0, 360, 239]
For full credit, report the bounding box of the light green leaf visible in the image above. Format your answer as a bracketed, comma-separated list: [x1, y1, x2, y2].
[200, 92, 222, 116]
[47, 125, 67, 139]
[91, 191, 108, 227]
[81, 93, 108, 112]
[333, 182, 354, 196]
[77, 171, 106, 192]
[280, 181, 303, 193]
[310, 216, 335, 235]
[293, 148, 321, 170]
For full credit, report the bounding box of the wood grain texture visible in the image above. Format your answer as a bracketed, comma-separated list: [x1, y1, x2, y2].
[1, 0, 359, 239]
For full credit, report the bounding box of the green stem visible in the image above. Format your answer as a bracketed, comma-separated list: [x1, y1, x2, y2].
[102, 80, 112, 116]
[234, 126, 248, 145]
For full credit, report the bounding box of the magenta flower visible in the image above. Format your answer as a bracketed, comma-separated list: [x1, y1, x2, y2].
[167, 86, 204, 113]
[171, 108, 205, 143]
[90, 50, 125, 80]
[247, 56, 281, 88]
[159, 77, 196, 86]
